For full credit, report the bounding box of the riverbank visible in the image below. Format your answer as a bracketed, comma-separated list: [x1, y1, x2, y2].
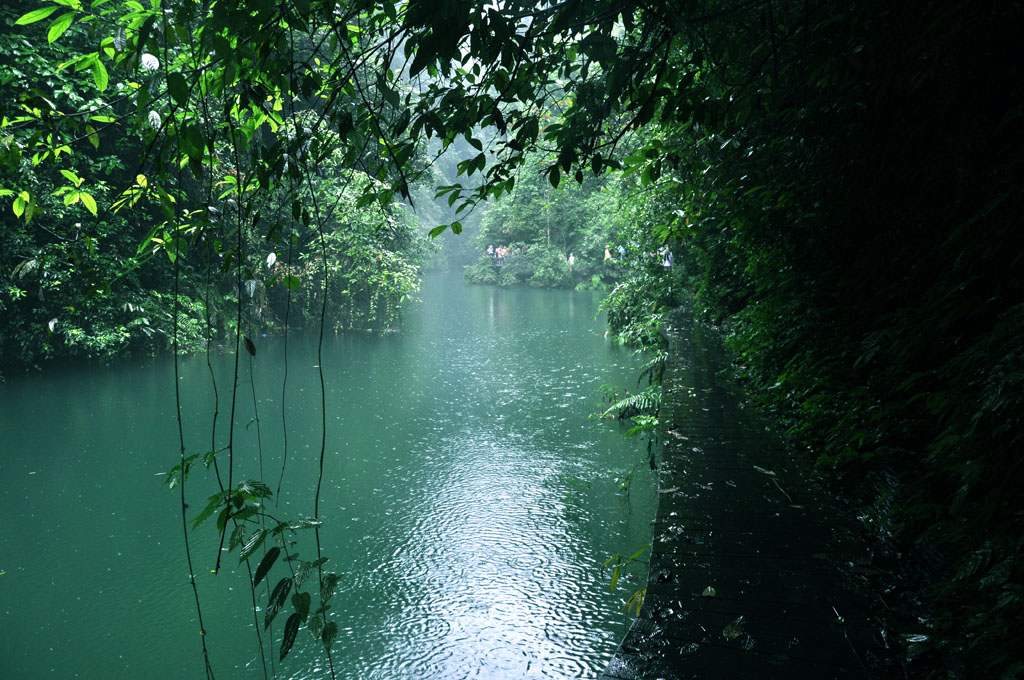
[602, 308, 890, 679]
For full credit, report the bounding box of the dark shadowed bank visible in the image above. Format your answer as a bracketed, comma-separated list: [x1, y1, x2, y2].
[602, 308, 892, 680]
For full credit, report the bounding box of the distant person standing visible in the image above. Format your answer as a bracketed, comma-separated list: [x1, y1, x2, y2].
[660, 245, 673, 268]
[568, 252, 575, 269]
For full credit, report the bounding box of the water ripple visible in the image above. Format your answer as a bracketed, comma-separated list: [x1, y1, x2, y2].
[0, 274, 657, 680]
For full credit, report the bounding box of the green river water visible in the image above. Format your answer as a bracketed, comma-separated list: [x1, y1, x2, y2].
[0, 272, 656, 679]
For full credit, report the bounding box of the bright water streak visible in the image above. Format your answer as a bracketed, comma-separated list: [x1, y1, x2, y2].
[0, 272, 656, 679]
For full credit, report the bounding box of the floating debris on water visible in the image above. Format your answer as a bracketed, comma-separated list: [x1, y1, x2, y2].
[723, 615, 745, 640]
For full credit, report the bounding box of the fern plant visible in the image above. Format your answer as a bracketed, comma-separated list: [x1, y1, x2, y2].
[601, 384, 662, 420]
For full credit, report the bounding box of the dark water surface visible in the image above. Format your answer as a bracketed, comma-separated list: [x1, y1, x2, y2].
[0, 272, 656, 679]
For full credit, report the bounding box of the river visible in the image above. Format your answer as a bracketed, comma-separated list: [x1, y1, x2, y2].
[0, 272, 656, 679]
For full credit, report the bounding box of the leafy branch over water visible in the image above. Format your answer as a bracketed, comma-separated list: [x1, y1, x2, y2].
[602, 545, 649, 618]
[164, 465, 341, 662]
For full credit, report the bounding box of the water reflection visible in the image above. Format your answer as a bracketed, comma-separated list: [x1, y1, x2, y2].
[0, 272, 655, 679]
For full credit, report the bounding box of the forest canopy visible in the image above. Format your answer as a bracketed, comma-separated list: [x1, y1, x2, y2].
[3, 0, 1022, 677]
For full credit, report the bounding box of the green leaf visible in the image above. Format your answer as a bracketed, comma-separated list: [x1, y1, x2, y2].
[308, 612, 324, 641]
[393, 108, 411, 135]
[191, 491, 228, 530]
[15, 6, 59, 24]
[519, 116, 539, 143]
[229, 524, 246, 551]
[624, 588, 646, 616]
[409, 43, 434, 77]
[294, 557, 328, 587]
[279, 613, 301, 661]
[238, 479, 272, 499]
[291, 591, 311, 622]
[321, 621, 338, 652]
[253, 547, 281, 589]
[92, 60, 109, 92]
[215, 507, 229, 535]
[320, 572, 340, 603]
[167, 72, 189, 107]
[163, 453, 199, 490]
[722, 615, 745, 640]
[294, 560, 314, 587]
[377, 72, 399, 108]
[243, 336, 256, 356]
[231, 505, 259, 525]
[22, 192, 37, 222]
[428, 225, 447, 238]
[184, 124, 205, 158]
[79, 192, 97, 216]
[265, 577, 293, 629]
[48, 12, 75, 44]
[283, 274, 301, 290]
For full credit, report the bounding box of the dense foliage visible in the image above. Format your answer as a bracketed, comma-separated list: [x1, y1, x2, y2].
[464, 149, 619, 289]
[3, 0, 1022, 677]
[0, 1, 429, 378]
[595, 4, 1024, 677]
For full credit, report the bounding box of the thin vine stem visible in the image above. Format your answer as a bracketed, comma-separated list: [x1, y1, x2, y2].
[173, 193, 215, 680]
[164, 14, 214, 677]
[214, 83, 245, 575]
[275, 230, 294, 505]
[297, 142, 346, 680]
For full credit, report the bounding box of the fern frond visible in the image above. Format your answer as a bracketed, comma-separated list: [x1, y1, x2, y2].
[638, 349, 668, 386]
[602, 384, 662, 420]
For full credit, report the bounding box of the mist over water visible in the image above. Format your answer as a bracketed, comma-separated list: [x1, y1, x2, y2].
[0, 272, 656, 679]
